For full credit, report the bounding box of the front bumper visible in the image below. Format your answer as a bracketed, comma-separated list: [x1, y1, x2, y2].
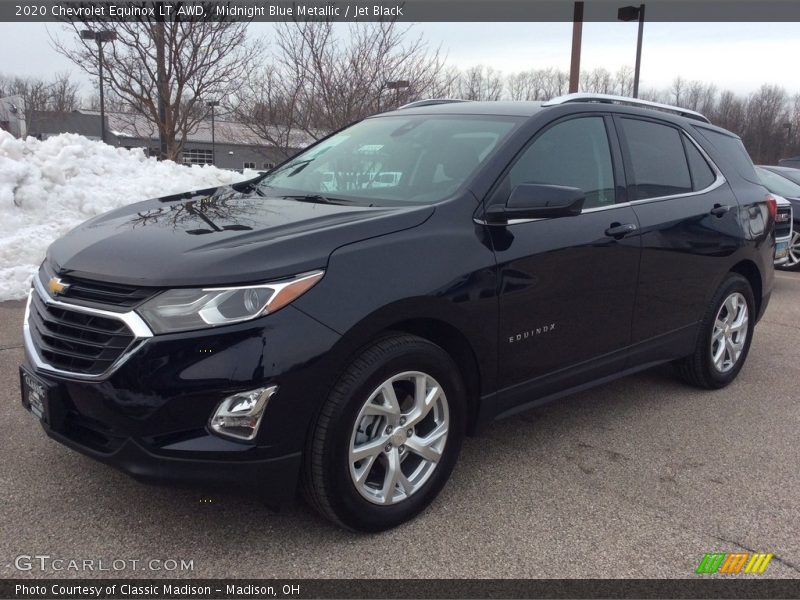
[42, 420, 302, 507]
[21, 295, 342, 506]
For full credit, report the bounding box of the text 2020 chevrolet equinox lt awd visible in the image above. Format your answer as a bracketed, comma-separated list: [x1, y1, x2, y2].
[21, 94, 776, 531]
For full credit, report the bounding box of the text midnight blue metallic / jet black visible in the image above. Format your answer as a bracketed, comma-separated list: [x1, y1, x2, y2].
[20, 95, 776, 531]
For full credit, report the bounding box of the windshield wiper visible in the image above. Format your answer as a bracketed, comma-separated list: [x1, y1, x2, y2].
[283, 194, 362, 206]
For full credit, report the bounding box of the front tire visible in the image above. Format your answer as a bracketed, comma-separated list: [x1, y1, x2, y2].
[303, 333, 466, 532]
[675, 273, 755, 389]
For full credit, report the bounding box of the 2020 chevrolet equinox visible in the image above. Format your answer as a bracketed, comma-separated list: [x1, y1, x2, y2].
[20, 94, 776, 531]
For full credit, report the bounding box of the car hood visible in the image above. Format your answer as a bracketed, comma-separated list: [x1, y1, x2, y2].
[47, 184, 434, 287]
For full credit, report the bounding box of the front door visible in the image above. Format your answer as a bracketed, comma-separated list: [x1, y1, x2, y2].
[484, 115, 641, 410]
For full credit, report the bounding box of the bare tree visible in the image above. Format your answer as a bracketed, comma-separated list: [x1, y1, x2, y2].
[48, 72, 81, 113]
[232, 64, 308, 160]
[456, 65, 504, 101]
[537, 68, 570, 100]
[742, 84, 789, 164]
[54, 9, 262, 159]
[668, 76, 686, 106]
[709, 90, 745, 135]
[233, 21, 448, 155]
[581, 67, 613, 94]
[0, 74, 68, 128]
[614, 66, 635, 97]
[507, 71, 533, 101]
[681, 81, 717, 114]
[428, 65, 461, 99]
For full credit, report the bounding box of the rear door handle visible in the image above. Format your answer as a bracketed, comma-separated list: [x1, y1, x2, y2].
[605, 222, 638, 238]
[710, 204, 731, 217]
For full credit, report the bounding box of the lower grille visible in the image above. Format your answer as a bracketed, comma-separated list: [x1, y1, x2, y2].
[27, 288, 136, 376]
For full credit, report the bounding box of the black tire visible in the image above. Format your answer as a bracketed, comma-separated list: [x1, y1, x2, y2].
[303, 333, 466, 532]
[674, 273, 756, 389]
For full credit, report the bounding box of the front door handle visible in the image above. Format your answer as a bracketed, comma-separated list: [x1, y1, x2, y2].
[710, 204, 731, 217]
[605, 222, 638, 238]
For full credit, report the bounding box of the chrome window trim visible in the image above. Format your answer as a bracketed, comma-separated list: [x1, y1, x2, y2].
[474, 128, 727, 226]
[23, 275, 154, 382]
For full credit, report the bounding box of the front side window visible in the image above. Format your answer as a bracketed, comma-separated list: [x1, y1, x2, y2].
[620, 118, 692, 200]
[258, 115, 520, 206]
[498, 116, 616, 210]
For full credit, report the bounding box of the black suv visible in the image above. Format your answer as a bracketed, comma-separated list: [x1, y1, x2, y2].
[20, 94, 776, 531]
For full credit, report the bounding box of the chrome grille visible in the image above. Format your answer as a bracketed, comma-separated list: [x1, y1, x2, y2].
[776, 206, 792, 239]
[24, 276, 153, 380]
[28, 290, 135, 375]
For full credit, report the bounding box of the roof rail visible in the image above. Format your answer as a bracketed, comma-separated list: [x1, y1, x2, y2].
[542, 93, 711, 124]
[397, 98, 471, 110]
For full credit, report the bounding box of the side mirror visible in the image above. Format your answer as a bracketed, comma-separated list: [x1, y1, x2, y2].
[485, 183, 585, 224]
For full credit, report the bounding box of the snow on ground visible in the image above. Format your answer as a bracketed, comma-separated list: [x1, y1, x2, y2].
[0, 131, 253, 301]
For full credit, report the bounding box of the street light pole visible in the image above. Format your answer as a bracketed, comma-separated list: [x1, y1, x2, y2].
[385, 80, 410, 108]
[618, 4, 646, 98]
[206, 100, 219, 166]
[81, 29, 116, 144]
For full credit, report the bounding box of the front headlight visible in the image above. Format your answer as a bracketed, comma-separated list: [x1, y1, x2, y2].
[137, 270, 324, 334]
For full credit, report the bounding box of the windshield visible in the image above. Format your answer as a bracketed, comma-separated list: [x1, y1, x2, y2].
[756, 166, 800, 198]
[258, 115, 521, 206]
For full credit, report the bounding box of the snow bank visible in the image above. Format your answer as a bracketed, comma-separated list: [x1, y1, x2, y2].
[0, 131, 253, 301]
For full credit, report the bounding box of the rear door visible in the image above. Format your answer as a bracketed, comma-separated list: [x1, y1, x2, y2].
[615, 115, 740, 348]
[485, 114, 641, 406]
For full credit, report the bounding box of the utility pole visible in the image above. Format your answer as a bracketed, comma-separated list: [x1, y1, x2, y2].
[569, 2, 584, 94]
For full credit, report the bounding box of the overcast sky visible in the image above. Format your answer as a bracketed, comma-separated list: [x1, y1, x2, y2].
[1, 21, 798, 97]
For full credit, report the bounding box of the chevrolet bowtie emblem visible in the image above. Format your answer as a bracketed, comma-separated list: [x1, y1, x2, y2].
[47, 277, 70, 296]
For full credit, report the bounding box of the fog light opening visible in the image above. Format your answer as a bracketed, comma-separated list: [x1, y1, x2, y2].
[209, 385, 277, 441]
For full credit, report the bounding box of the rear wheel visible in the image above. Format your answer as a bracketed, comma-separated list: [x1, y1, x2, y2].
[303, 333, 465, 531]
[675, 273, 755, 389]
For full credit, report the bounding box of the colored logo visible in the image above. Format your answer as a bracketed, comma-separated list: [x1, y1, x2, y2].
[696, 552, 773, 574]
[47, 277, 70, 296]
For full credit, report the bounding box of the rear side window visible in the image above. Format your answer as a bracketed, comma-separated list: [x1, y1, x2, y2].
[620, 118, 692, 200]
[504, 116, 615, 209]
[694, 127, 759, 183]
[683, 138, 716, 190]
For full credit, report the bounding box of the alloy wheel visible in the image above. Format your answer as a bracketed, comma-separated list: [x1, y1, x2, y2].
[349, 371, 449, 505]
[785, 231, 800, 269]
[710, 292, 749, 374]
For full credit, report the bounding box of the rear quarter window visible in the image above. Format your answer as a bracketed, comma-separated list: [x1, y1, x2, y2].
[692, 127, 759, 184]
[683, 137, 717, 191]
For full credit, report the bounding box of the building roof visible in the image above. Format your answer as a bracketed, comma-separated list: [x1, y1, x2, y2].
[81, 109, 316, 148]
[29, 110, 102, 139]
[27, 109, 317, 149]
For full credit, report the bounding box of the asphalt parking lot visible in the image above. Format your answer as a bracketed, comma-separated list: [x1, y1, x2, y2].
[1, 272, 799, 580]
